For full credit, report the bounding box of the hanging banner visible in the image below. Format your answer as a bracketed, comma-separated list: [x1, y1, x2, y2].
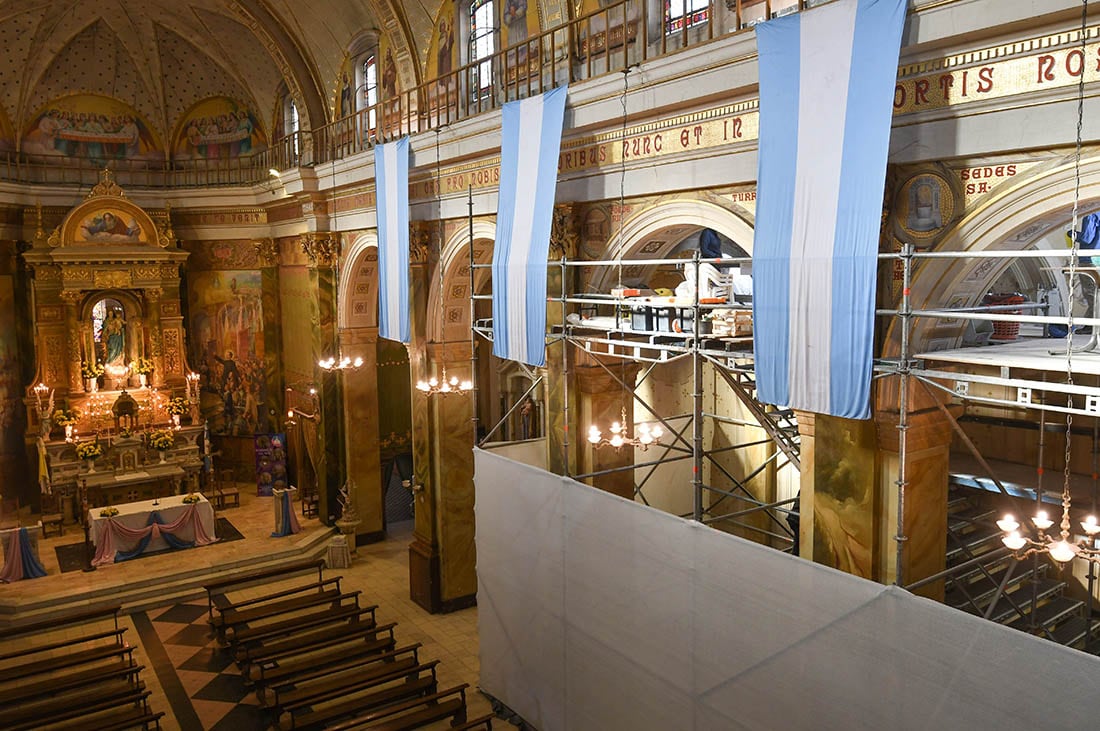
[376, 136, 411, 343]
[492, 86, 568, 367]
[752, 0, 906, 419]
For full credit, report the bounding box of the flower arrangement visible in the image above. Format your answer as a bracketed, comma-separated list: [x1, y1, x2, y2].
[74, 439, 103, 460]
[147, 428, 175, 451]
[52, 407, 79, 427]
[99, 507, 119, 517]
[118, 426, 134, 439]
[166, 397, 189, 416]
[81, 361, 105, 379]
[182, 493, 202, 504]
[131, 356, 154, 375]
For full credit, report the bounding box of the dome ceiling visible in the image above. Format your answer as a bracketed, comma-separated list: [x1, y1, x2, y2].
[0, 0, 446, 151]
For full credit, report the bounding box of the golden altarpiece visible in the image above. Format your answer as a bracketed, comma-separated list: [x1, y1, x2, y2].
[22, 172, 202, 513]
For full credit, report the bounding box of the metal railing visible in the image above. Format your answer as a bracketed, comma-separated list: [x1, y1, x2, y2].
[3, 0, 947, 188]
[302, 0, 817, 168]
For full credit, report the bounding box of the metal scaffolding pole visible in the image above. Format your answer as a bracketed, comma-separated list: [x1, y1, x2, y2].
[895, 243, 913, 586]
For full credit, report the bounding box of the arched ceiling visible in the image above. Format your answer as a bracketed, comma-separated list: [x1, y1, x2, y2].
[0, 0, 448, 147]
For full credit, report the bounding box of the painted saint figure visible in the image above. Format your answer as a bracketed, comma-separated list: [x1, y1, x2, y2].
[104, 310, 125, 366]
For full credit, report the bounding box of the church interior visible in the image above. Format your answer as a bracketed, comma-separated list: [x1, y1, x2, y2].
[3, 0, 1100, 728]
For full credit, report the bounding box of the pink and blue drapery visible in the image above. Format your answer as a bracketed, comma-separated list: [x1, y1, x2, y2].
[92, 503, 218, 566]
[491, 86, 568, 367]
[376, 137, 411, 343]
[752, 0, 906, 419]
[0, 527, 47, 582]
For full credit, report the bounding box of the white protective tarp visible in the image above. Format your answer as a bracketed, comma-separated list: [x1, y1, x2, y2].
[475, 448, 1100, 731]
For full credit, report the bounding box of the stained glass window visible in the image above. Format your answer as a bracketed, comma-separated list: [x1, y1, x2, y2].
[666, 0, 709, 33]
[470, 0, 496, 94]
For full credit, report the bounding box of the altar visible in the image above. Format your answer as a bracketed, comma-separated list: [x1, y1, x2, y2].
[89, 493, 217, 566]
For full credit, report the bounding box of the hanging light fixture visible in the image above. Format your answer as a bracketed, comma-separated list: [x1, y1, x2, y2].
[997, 0, 1097, 567]
[416, 128, 472, 395]
[587, 407, 664, 451]
[317, 163, 362, 371]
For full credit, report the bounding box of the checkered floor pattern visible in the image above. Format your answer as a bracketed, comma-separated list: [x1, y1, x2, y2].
[135, 601, 268, 730]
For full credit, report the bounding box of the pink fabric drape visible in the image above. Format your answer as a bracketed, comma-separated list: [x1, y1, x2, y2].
[0, 531, 26, 582]
[92, 503, 218, 566]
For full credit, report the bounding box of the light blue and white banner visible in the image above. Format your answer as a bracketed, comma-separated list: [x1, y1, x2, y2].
[752, 0, 906, 420]
[492, 86, 568, 367]
[376, 137, 410, 343]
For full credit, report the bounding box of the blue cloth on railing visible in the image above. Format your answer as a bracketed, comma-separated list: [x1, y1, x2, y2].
[1072, 213, 1100, 265]
[18, 527, 46, 579]
[272, 493, 294, 537]
[115, 510, 194, 562]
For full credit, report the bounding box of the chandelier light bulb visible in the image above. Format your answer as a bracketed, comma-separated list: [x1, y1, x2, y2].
[651, 425, 663, 439]
[1032, 511, 1053, 531]
[588, 426, 602, 444]
[610, 421, 622, 435]
[1002, 531, 1027, 551]
[609, 433, 624, 448]
[416, 380, 430, 392]
[353, 357, 363, 367]
[440, 381, 451, 392]
[460, 380, 473, 391]
[1048, 539, 1080, 564]
[1082, 515, 1100, 536]
[996, 514, 1019, 533]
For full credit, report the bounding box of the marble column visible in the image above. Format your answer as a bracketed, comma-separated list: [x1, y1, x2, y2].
[60, 290, 83, 393]
[144, 288, 164, 388]
[342, 326, 384, 542]
[575, 358, 642, 500]
[874, 405, 953, 600]
[797, 404, 952, 600]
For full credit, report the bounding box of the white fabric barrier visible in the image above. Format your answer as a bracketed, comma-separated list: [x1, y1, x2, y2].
[475, 448, 1100, 730]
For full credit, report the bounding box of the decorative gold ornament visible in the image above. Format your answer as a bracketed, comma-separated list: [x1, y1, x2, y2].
[86, 168, 126, 199]
[253, 237, 279, 266]
[300, 232, 340, 267]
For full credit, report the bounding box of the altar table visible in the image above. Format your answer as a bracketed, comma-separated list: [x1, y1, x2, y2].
[90, 494, 217, 566]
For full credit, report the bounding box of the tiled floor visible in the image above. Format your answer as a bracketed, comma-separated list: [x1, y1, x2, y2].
[1, 489, 493, 730]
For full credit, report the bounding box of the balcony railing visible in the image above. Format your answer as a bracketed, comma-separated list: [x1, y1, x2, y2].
[3, 0, 857, 188]
[305, 0, 819, 167]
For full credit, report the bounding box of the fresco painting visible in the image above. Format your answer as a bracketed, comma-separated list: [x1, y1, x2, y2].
[174, 97, 266, 161]
[75, 207, 146, 244]
[189, 271, 266, 436]
[23, 94, 160, 163]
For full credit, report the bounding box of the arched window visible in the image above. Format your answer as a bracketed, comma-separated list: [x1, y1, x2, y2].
[469, 0, 496, 95]
[666, 0, 708, 33]
[284, 97, 300, 157]
[362, 54, 378, 129]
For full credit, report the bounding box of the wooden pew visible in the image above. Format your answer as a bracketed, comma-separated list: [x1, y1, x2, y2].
[258, 643, 422, 708]
[325, 684, 470, 731]
[280, 662, 442, 730]
[247, 623, 398, 685]
[2, 675, 147, 730]
[233, 602, 376, 664]
[16, 689, 162, 731]
[0, 627, 132, 684]
[213, 577, 345, 643]
[205, 557, 325, 620]
[452, 714, 496, 730]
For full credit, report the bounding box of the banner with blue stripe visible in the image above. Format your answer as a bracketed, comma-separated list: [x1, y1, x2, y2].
[492, 86, 568, 367]
[376, 137, 411, 343]
[752, 0, 906, 420]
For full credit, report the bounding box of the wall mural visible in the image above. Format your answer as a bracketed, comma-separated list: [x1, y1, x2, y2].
[174, 97, 266, 161]
[188, 270, 266, 436]
[23, 94, 161, 164]
[75, 207, 147, 244]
